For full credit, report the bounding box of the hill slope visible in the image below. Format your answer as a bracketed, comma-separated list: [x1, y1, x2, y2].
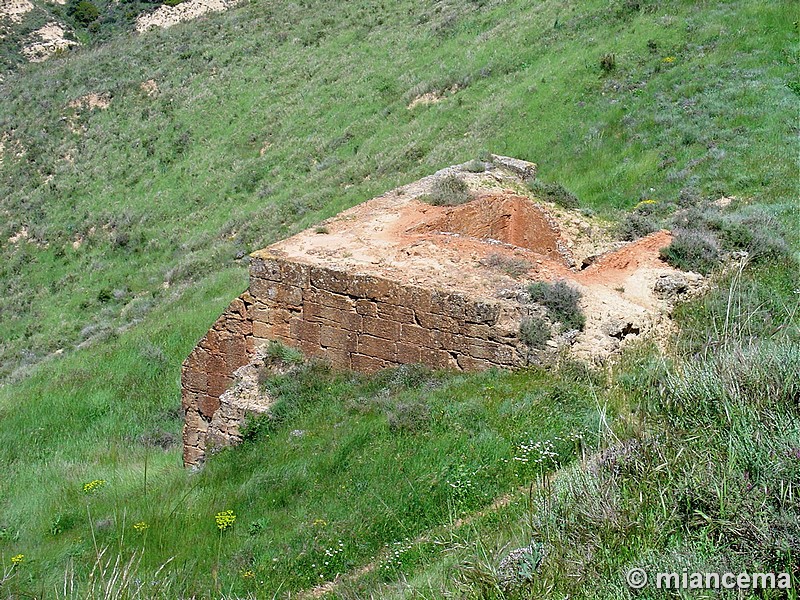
[0, 0, 798, 597]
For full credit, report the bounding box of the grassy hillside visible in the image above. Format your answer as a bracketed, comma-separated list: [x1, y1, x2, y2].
[0, 0, 798, 597]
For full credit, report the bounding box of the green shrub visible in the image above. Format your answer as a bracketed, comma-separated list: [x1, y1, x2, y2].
[386, 400, 431, 433]
[618, 211, 658, 241]
[421, 174, 472, 206]
[67, 0, 100, 25]
[527, 281, 586, 331]
[264, 340, 304, 367]
[463, 159, 486, 173]
[599, 53, 616, 73]
[660, 226, 719, 274]
[526, 180, 580, 209]
[519, 316, 551, 350]
[716, 210, 793, 264]
[481, 253, 532, 278]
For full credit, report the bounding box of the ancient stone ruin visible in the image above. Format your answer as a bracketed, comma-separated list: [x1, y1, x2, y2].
[182, 156, 701, 467]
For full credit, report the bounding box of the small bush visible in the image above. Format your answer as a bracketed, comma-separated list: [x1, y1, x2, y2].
[264, 340, 304, 367]
[67, 0, 100, 24]
[528, 281, 586, 331]
[717, 210, 793, 264]
[600, 53, 616, 73]
[519, 316, 551, 350]
[481, 253, 532, 278]
[463, 159, 486, 173]
[387, 401, 431, 433]
[660, 226, 719, 274]
[421, 174, 472, 206]
[526, 180, 580, 209]
[618, 212, 658, 241]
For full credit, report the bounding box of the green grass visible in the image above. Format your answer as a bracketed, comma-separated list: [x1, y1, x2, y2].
[0, 300, 605, 595]
[0, 0, 798, 597]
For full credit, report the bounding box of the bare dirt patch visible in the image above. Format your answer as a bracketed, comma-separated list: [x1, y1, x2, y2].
[0, 0, 34, 22]
[22, 22, 78, 62]
[140, 79, 159, 97]
[8, 226, 29, 244]
[412, 194, 568, 261]
[68, 91, 112, 111]
[135, 0, 240, 32]
[407, 85, 460, 110]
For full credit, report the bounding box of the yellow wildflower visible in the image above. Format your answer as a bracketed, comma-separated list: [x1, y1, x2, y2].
[662, 56, 676, 63]
[133, 521, 149, 533]
[215, 510, 236, 531]
[11, 554, 24, 565]
[82, 479, 106, 494]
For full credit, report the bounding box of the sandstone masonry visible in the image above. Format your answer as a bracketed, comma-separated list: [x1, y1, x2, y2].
[182, 157, 692, 467]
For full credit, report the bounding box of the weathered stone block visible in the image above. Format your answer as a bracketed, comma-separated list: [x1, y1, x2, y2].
[465, 301, 500, 325]
[310, 266, 351, 295]
[249, 256, 281, 280]
[320, 325, 357, 351]
[183, 408, 209, 446]
[358, 334, 397, 362]
[396, 342, 421, 364]
[305, 288, 355, 312]
[416, 311, 459, 333]
[420, 347, 458, 370]
[290, 318, 321, 345]
[351, 353, 390, 373]
[223, 337, 250, 368]
[463, 323, 491, 340]
[303, 302, 361, 329]
[251, 280, 303, 307]
[396, 286, 433, 313]
[198, 393, 222, 418]
[226, 316, 252, 337]
[347, 273, 382, 299]
[362, 316, 401, 340]
[372, 278, 403, 304]
[467, 340, 519, 365]
[280, 261, 310, 288]
[207, 373, 233, 399]
[183, 444, 206, 467]
[430, 291, 466, 318]
[400, 323, 433, 347]
[431, 330, 466, 352]
[355, 299, 377, 317]
[297, 338, 325, 358]
[323, 348, 352, 370]
[456, 354, 494, 371]
[377, 303, 415, 324]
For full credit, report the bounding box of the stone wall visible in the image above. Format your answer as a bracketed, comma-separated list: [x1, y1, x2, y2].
[181, 292, 255, 466]
[248, 254, 524, 372]
[181, 255, 526, 466]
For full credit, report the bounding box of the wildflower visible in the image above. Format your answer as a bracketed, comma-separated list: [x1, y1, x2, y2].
[662, 56, 675, 63]
[133, 521, 149, 533]
[312, 518, 327, 527]
[215, 510, 236, 531]
[241, 569, 255, 579]
[82, 479, 106, 494]
[635, 199, 658, 209]
[11, 554, 24, 565]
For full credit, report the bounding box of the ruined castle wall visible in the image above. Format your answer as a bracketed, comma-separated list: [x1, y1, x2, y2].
[182, 256, 526, 466]
[181, 292, 255, 466]
[248, 255, 524, 373]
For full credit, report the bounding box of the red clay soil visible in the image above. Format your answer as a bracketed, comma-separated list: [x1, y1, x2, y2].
[410, 194, 567, 261]
[576, 230, 673, 286]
